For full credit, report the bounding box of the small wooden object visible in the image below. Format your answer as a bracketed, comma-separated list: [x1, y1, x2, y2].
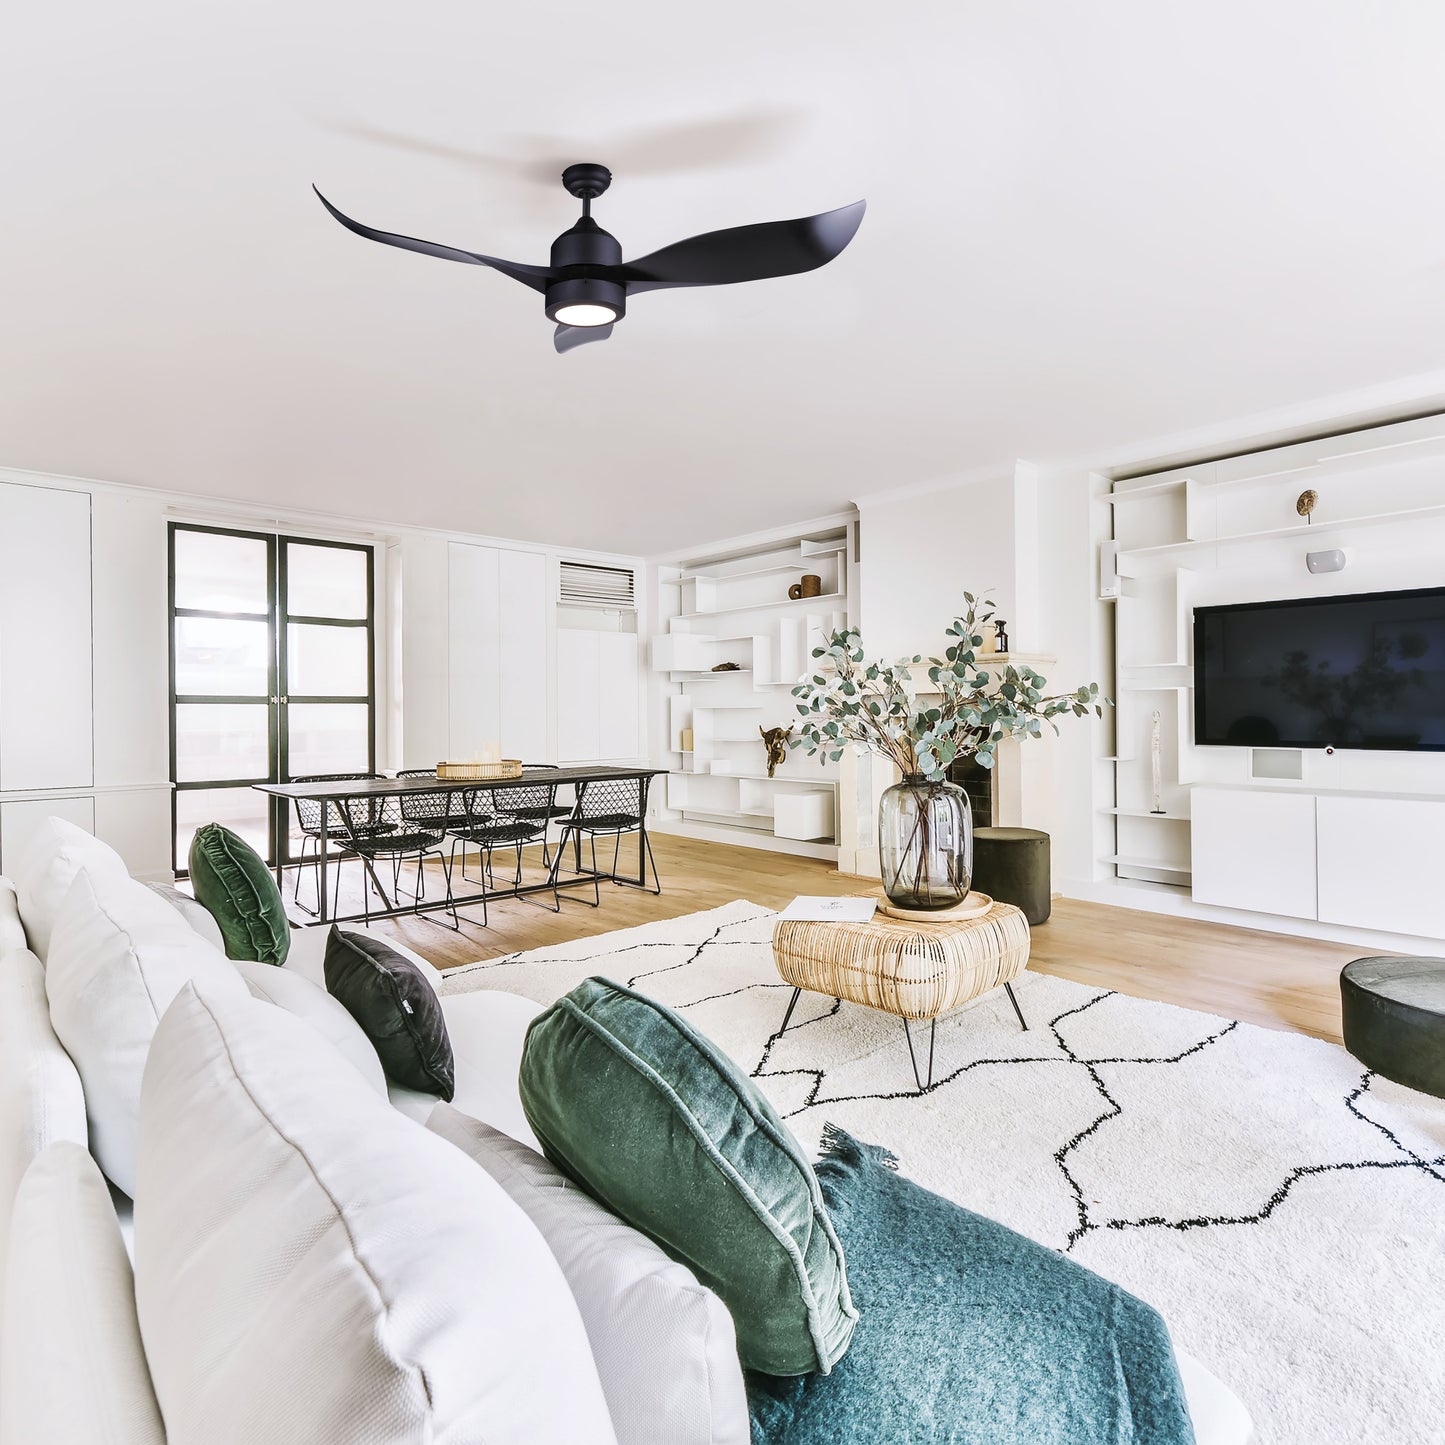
[435, 759, 523, 780]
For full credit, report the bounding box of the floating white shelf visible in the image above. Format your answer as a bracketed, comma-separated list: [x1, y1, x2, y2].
[1106, 477, 1187, 504]
[1103, 854, 1192, 876]
[1100, 807, 1190, 819]
[1119, 502, 1445, 563]
[673, 590, 846, 621]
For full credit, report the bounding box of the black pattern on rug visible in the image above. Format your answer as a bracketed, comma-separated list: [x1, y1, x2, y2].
[443, 906, 1445, 1254]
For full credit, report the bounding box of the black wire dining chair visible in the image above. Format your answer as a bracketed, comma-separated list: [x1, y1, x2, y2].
[289, 773, 391, 918]
[494, 764, 573, 869]
[334, 791, 459, 930]
[396, 769, 474, 893]
[555, 775, 661, 906]
[445, 783, 560, 914]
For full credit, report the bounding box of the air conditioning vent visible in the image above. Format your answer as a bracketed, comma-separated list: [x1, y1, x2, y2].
[559, 560, 636, 609]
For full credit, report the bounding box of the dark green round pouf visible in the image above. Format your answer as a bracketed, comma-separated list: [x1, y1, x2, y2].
[971, 827, 1051, 926]
[1340, 957, 1445, 1099]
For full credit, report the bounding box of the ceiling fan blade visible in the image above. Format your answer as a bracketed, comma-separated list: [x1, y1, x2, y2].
[613, 199, 865, 293]
[554, 322, 614, 353]
[313, 186, 554, 294]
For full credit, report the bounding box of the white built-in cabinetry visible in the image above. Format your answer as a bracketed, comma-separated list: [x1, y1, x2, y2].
[557, 630, 640, 762]
[653, 527, 852, 857]
[447, 543, 548, 761]
[0, 481, 99, 874]
[1105, 412, 1445, 939]
[1193, 785, 1445, 937]
[0, 483, 93, 792]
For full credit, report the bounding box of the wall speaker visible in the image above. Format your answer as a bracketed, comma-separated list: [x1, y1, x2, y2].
[1099, 539, 1120, 598]
[1306, 548, 1347, 574]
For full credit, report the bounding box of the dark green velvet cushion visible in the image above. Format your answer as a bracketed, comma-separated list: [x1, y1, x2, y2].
[519, 977, 857, 1377]
[748, 1128, 1195, 1445]
[187, 822, 290, 965]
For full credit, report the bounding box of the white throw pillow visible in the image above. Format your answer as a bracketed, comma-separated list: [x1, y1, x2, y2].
[144, 881, 227, 953]
[0, 879, 28, 958]
[232, 957, 387, 1097]
[0, 1141, 164, 1445]
[135, 979, 617, 1445]
[0, 944, 87, 1297]
[11, 814, 129, 960]
[429, 1105, 750, 1445]
[45, 869, 249, 1195]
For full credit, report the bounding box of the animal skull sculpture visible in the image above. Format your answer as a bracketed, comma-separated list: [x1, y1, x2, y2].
[760, 726, 791, 779]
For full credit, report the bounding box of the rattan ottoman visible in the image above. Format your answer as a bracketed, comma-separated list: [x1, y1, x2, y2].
[770, 901, 1031, 1090]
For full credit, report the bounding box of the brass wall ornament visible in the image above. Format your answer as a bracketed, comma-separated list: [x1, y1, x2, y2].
[1296, 488, 1319, 522]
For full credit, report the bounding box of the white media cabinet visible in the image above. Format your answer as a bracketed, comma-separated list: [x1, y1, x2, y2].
[1193, 784, 1445, 939]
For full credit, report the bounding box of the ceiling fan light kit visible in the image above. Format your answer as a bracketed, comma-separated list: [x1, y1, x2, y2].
[314, 160, 863, 353]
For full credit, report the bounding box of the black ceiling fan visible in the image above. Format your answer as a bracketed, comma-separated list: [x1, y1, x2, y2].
[313, 163, 864, 353]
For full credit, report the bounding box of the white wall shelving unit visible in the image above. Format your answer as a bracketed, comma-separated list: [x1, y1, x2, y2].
[651, 525, 853, 859]
[1100, 412, 1445, 933]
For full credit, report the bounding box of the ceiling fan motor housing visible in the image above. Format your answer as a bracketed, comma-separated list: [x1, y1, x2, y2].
[545, 215, 626, 324]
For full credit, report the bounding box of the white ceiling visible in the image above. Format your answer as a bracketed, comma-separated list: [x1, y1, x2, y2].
[4, 2, 1445, 555]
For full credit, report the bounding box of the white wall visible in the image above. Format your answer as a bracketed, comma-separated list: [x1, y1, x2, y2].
[0, 465, 646, 881]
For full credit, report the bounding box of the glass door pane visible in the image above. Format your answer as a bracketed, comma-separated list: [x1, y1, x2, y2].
[285, 543, 368, 619]
[173, 530, 270, 614]
[174, 617, 270, 696]
[286, 624, 368, 697]
[286, 703, 370, 776]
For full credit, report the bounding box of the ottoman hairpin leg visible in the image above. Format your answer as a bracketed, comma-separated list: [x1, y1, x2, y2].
[902, 1016, 938, 1092]
[777, 987, 803, 1036]
[1005, 982, 1029, 1031]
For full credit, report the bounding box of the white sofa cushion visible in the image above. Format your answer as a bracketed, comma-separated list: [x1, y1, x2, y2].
[45, 868, 249, 1195]
[430, 1105, 750, 1445]
[0, 917, 88, 1295]
[144, 881, 226, 953]
[134, 979, 616, 1445]
[438, 988, 544, 1146]
[0, 1141, 164, 1445]
[11, 815, 129, 960]
[0, 879, 27, 959]
[233, 957, 387, 1097]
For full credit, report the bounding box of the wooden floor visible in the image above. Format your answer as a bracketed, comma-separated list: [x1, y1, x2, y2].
[309, 832, 1356, 1045]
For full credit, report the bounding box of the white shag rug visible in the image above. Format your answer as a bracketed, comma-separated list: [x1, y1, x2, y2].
[441, 901, 1445, 1445]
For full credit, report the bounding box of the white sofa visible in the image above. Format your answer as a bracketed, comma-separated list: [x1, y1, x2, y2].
[0, 819, 1253, 1444]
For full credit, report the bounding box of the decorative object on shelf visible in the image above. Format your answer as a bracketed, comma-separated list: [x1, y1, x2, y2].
[711, 660, 742, 672]
[760, 726, 792, 779]
[1296, 488, 1319, 523]
[679, 727, 695, 753]
[993, 617, 1009, 653]
[789, 593, 1109, 911]
[436, 759, 523, 779]
[788, 574, 823, 600]
[1150, 710, 1165, 814]
[314, 167, 864, 355]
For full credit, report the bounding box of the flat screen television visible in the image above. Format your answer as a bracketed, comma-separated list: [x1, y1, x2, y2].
[1193, 586, 1445, 751]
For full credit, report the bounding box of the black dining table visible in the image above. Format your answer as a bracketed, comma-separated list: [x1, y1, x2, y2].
[254, 765, 668, 927]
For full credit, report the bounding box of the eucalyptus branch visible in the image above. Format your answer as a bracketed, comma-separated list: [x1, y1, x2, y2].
[790, 594, 1110, 784]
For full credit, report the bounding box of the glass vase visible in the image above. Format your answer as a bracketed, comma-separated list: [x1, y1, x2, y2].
[878, 775, 973, 911]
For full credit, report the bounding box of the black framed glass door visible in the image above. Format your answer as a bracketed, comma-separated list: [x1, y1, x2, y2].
[169, 524, 376, 874]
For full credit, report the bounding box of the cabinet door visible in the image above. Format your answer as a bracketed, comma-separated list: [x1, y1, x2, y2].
[447, 543, 500, 760]
[556, 631, 600, 762]
[497, 550, 547, 761]
[0, 484, 94, 791]
[596, 633, 640, 759]
[1191, 787, 1317, 920]
[1318, 796, 1445, 937]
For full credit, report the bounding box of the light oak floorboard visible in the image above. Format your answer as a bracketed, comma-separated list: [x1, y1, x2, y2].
[301, 833, 1355, 1046]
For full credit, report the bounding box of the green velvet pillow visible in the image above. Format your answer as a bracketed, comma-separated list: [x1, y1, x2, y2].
[519, 977, 857, 1377]
[187, 823, 290, 965]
